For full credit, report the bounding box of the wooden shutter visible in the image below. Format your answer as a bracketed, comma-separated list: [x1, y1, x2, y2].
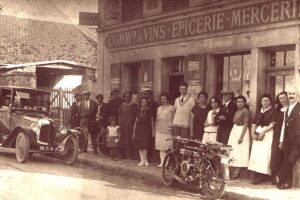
[122, 0, 143, 22]
[162, 0, 189, 12]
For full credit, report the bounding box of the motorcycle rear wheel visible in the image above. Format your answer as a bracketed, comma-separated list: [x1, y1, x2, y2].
[200, 162, 226, 199]
[161, 152, 177, 186]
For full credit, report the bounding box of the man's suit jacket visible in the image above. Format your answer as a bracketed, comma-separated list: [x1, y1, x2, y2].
[79, 99, 98, 122]
[218, 99, 237, 127]
[70, 101, 81, 128]
[284, 102, 300, 145]
[97, 103, 109, 127]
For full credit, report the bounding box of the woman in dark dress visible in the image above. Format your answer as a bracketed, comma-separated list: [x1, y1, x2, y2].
[248, 94, 276, 185]
[133, 97, 153, 166]
[191, 91, 210, 140]
[118, 91, 137, 159]
[271, 92, 289, 184]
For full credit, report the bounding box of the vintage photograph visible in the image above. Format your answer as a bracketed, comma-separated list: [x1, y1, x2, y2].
[0, 0, 300, 199]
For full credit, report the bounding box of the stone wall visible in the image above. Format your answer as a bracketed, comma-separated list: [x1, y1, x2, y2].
[0, 73, 36, 88]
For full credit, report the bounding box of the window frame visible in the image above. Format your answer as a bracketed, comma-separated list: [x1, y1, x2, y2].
[143, 0, 162, 17]
[221, 52, 251, 96]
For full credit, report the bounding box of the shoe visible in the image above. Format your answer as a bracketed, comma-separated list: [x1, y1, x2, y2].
[145, 160, 149, 166]
[137, 162, 144, 166]
[252, 176, 263, 185]
[157, 164, 162, 168]
[277, 183, 292, 190]
[231, 173, 240, 180]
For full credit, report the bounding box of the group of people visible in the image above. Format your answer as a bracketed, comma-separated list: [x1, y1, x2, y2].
[70, 83, 300, 189]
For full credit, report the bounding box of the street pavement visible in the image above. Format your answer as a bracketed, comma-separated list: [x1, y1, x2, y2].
[1, 148, 300, 200]
[0, 149, 201, 200]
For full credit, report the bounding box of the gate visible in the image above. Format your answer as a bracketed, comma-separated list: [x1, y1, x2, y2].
[38, 87, 81, 127]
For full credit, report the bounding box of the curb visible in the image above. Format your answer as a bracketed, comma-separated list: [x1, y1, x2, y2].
[75, 154, 265, 200]
[76, 155, 162, 185]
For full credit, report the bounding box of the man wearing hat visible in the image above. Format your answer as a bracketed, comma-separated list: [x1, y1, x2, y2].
[107, 89, 123, 121]
[79, 90, 98, 153]
[142, 89, 159, 162]
[217, 89, 237, 144]
[70, 93, 81, 129]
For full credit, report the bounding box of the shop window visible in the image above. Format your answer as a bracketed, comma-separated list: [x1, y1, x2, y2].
[162, 0, 189, 12]
[122, 0, 143, 22]
[222, 53, 250, 97]
[270, 50, 295, 67]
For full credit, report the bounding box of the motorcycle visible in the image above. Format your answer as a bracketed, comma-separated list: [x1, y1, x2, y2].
[161, 137, 235, 199]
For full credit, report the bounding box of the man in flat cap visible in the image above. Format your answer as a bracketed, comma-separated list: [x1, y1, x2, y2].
[217, 89, 237, 144]
[79, 90, 98, 153]
[70, 93, 81, 129]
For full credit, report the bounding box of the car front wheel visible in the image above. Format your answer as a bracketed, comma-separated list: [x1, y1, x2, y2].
[15, 132, 30, 163]
[64, 136, 79, 165]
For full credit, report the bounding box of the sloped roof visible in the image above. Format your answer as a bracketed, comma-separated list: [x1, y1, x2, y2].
[0, 15, 97, 67]
[0, 0, 72, 23]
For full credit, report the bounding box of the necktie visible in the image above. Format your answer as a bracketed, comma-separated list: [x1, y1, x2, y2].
[180, 97, 184, 103]
[86, 101, 89, 110]
[97, 104, 101, 117]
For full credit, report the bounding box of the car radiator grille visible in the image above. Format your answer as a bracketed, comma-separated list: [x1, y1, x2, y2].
[39, 124, 56, 145]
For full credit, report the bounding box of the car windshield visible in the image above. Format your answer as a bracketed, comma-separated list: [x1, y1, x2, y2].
[12, 89, 50, 112]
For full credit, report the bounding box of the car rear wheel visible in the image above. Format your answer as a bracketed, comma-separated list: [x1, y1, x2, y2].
[64, 136, 79, 165]
[15, 132, 30, 163]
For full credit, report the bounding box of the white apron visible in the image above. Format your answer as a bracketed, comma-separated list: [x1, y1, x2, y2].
[228, 125, 250, 167]
[248, 126, 273, 175]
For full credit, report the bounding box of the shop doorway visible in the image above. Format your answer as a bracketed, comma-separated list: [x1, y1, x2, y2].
[169, 75, 184, 104]
[128, 63, 140, 94]
[121, 62, 141, 95]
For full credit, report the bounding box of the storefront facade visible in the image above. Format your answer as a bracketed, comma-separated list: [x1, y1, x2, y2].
[98, 0, 300, 105]
[96, 0, 300, 184]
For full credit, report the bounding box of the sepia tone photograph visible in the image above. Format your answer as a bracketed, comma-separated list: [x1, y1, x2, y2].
[0, 0, 300, 199]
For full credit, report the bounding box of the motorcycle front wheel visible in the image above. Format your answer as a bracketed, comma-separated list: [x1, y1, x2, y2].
[200, 162, 226, 199]
[95, 130, 110, 157]
[161, 152, 177, 186]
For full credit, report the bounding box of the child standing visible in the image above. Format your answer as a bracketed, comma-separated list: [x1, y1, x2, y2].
[107, 116, 120, 160]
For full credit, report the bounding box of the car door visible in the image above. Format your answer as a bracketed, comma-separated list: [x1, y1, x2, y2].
[0, 88, 12, 142]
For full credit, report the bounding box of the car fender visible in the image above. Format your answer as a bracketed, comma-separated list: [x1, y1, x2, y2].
[2, 126, 36, 148]
[57, 134, 78, 154]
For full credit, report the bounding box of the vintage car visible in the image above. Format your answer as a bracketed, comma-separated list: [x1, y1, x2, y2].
[0, 86, 80, 165]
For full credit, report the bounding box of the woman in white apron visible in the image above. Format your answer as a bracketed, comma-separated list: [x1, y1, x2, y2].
[202, 96, 220, 144]
[228, 95, 250, 180]
[248, 94, 276, 185]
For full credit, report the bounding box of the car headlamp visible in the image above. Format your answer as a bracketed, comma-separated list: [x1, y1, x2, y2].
[59, 126, 68, 135]
[31, 122, 40, 133]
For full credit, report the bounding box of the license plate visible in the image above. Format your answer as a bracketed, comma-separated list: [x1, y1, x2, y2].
[221, 157, 229, 164]
[39, 146, 61, 152]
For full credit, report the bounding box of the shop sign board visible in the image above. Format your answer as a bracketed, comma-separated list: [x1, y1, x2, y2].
[110, 78, 120, 89]
[188, 61, 200, 71]
[106, 0, 300, 49]
[141, 82, 153, 92]
[188, 80, 201, 95]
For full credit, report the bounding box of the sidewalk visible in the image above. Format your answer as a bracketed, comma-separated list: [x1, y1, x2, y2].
[75, 151, 300, 200]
